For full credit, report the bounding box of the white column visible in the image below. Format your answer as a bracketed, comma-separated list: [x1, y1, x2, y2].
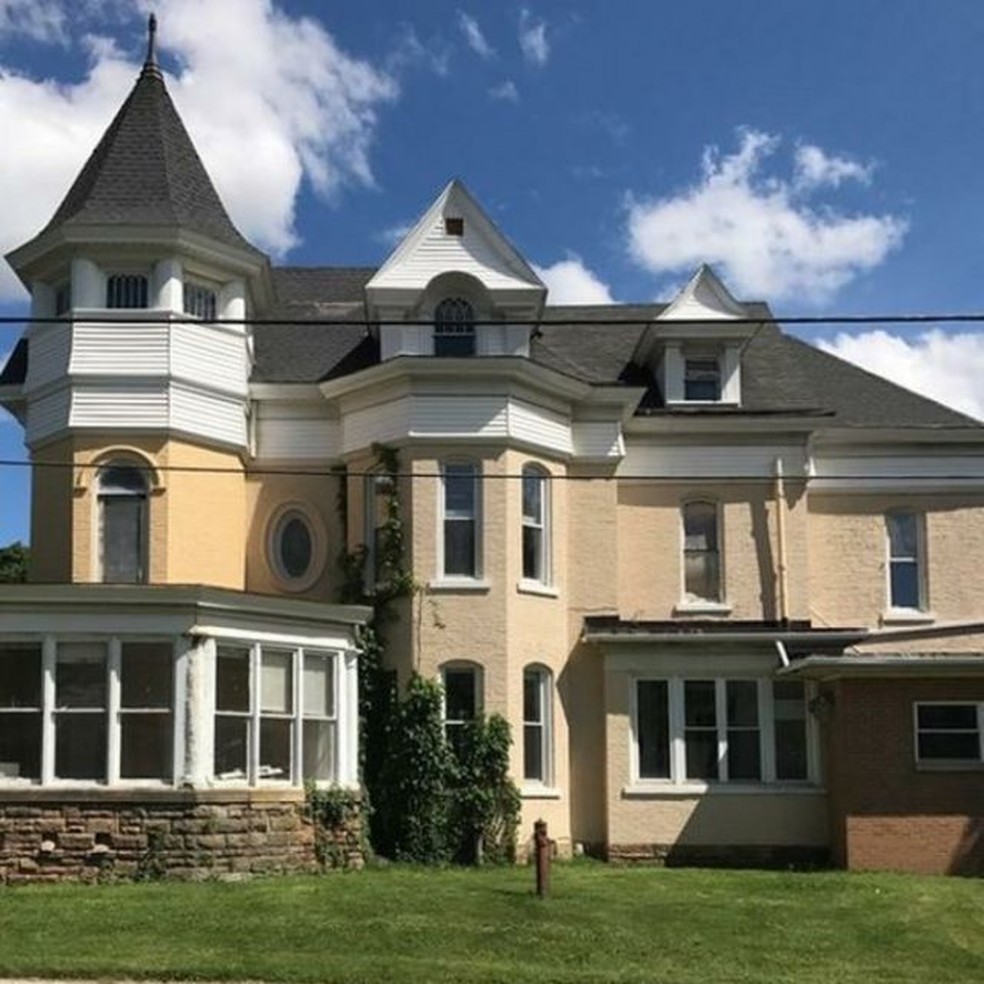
[220, 279, 246, 325]
[339, 648, 360, 786]
[71, 257, 104, 308]
[41, 635, 56, 784]
[30, 281, 56, 319]
[107, 638, 121, 785]
[154, 257, 183, 312]
[181, 635, 215, 787]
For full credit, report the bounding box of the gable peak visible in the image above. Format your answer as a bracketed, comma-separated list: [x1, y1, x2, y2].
[659, 265, 745, 321]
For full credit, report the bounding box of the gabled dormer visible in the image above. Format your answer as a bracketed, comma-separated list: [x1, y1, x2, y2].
[365, 180, 546, 360]
[634, 266, 764, 408]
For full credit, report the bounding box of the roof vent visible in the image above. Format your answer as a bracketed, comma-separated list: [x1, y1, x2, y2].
[444, 217, 464, 236]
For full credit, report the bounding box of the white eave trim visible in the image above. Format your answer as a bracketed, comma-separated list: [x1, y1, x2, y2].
[779, 655, 984, 679]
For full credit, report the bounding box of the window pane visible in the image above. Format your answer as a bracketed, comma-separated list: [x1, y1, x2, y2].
[444, 520, 475, 576]
[522, 526, 542, 580]
[522, 472, 542, 522]
[260, 718, 291, 779]
[637, 680, 670, 779]
[888, 513, 918, 557]
[685, 553, 720, 601]
[55, 714, 106, 780]
[523, 671, 542, 723]
[919, 732, 980, 760]
[100, 466, 146, 494]
[445, 465, 476, 515]
[261, 650, 293, 714]
[56, 644, 106, 708]
[524, 724, 544, 781]
[121, 642, 172, 708]
[774, 681, 808, 781]
[216, 647, 250, 713]
[0, 712, 41, 779]
[120, 714, 173, 780]
[890, 561, 920, 608]
[0, 645, 41, 708]
[303, 653, 335, 717]
[684, 681, 716, 727]
[726, 681, 759, 727]
[444, 668, 476, 721]
[303, 719, 335, 781]
[727, 730, 761, 780]
[918, 704, 977, 730]
[685, 731, 719, 781]
[279, 517, 312, 579]
[683, 505, 717, 550]
[102, 497, 144, 584]
[214, 716, 248, 778]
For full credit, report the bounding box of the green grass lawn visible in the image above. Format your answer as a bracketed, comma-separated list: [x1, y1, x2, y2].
[0, 864, 981, 983]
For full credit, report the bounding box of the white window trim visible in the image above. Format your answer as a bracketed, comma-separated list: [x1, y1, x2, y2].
[437, 460, 483, 583]
[679, 500, 725, 608]
[520, 464, 551, 588]
[522, 664, 553, 791]
[265, 501, 327, 593]
[913, 701, 984, 769]
[884, 510, 930, 619]
[628, 675, 819, 792]
[440, 661, 484, 733]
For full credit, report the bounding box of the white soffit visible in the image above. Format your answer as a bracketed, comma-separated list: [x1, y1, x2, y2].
[366, 179, 546, 294]
[658, 265, 745, 322]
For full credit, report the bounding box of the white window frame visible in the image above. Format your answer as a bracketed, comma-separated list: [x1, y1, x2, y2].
[266, 502, 327, 593]
[520, 465, 551, 588]
[440, 661, 483, 751]
[437, 460, 483, 584]
[105, 272, 150, 309]
[522, 665, 553, 789]
[913, 701, 984, 767]
[678, 500, 727, 611]
[630, 675, 818, 789]
[183, 279, 218, 321]
[433, 297, 476, 357]
[885, 510, 928, 615]
[683, 353, 722, 402]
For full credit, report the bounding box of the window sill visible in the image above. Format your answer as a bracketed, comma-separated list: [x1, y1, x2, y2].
[521, 785, 562, 800]
[880, 609, 936, 626]
[622, 782, 824, 798]
[915, 760, 984, 773]
[516, 580, 559, 598]
[674, 601, 732, 617]
[427, 578, 492, 593]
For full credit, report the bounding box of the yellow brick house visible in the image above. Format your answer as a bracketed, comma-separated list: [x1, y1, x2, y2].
[2, 23, 983, 880]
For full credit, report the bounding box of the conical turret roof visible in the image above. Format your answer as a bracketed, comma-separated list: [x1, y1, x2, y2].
[42, 24, 262, 258]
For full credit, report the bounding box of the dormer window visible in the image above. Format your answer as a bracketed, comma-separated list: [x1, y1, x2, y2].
[684, 355, 721, 401]
[434, 297, 476, 357]
[183, 281, 218, 320]
[106, 274, 148, 309]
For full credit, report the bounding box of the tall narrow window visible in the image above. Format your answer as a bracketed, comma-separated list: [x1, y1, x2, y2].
[773, 680, 808, 781]
[636, 680, 670, 780]
[887, 510, 924, 610]
[523, 667, 552, 784]
[0, 645, 42, 781]
[55, 643, 107, 781]
[214, 645, 251, 780]
[260, 649, 293, 780]
[442, 462, 479, 578]
[683, 680, 719, 780]
[364, 471, 394, 589]
[521, 466, 549, 584]
[98, 464, 149, 584]
[434, 297, 476, 356]
[683, 502, 721, 603]
[684, 356, 721, 401]
[106, 274, 149, 309]
[442, 664, 480, 758]
[120, 642, 173, 781]
[302, 652, 336, 781]
[725, 680, 761, 781]
[183, 281, 218, 320]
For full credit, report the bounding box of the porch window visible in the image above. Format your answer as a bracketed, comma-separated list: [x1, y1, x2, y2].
[0, 645, 41, 781]
[120, 641, 173, 780]
[55, 643, 107, 780]
[915, 703, 983, 763]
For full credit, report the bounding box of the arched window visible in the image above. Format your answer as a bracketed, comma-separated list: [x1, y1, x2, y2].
[523, 665, 553, 785]
[521, 465, 550, 584]
[682, 501, 721, 603]
[433, 297, 476, 356]
[98, 464, 149, 583]
[106, 274, 149, 309]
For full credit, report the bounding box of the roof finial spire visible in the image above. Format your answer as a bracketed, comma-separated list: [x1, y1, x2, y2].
[143, 13, 161, 78]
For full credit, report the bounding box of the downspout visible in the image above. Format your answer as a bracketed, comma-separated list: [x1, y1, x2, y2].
[774, 457, 789, 624]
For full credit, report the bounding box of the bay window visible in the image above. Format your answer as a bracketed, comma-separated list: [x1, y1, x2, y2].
[441, 461, 480, 578]
[521, 466, 549, 585]
[634, 676, 812, 785]
[523, 666, 552, 785]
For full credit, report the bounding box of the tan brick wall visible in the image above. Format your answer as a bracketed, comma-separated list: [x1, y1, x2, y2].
[825, 677, 984, 874]
[29, 438, 74, 583]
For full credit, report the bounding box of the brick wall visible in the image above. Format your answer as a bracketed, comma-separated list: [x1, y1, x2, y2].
[825, 677, 984, 875]
[0, 788, 363, 884]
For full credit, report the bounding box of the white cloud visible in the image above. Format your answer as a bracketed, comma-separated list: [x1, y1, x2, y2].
[518, 9, 549, 66]
[535, 255, 614, 305]
[0, 0, 66, 43]
[794, 143, 873, 190]
[457, 11, 494, 59]
[819, 328, 984, 421]
[488, 79, 518, 102]
[375, 221, 412, 247]
[626, 128, 908, 304]
[0, 0, 398, 300]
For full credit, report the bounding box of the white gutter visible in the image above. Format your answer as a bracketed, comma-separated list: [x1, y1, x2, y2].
[774, 457, 789, 623]
[775, 639, 790, 668]
[866, 619, 984, 641]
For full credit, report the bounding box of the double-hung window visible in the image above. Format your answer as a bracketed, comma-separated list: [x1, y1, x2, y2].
[0, 646, 41, 781]
[523, 666, 552, 785]
[442, 663, 481, 759]
[915, 703, 983, 765]
[886, 510, 925, 611]
[521, 466, 549, 584]
[634, 677, 811, 785]
[682, 502, 721, 604]
[98, 464, 149, 584]
[442, 462, 480, 578]
[364, 471, 394, 590]
[684, 355, 721, 401]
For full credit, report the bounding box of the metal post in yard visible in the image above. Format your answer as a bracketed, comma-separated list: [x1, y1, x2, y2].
[534, 819, 551, 898]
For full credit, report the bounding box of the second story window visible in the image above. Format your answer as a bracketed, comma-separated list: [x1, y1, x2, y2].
[682, 501, 721, 603]
[98, 464, 149, 584]
[886, 510, 925, 610]
[434, 297, 476, 357]
[106, 274, 149, 309]
[684, 356, 721, 401]
[521, 465, 550, 584]
[442, 461, 479, 578]
[183, 281, 218, 320]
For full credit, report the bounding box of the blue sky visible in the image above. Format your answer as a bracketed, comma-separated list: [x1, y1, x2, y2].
[2, 0, 984, 545]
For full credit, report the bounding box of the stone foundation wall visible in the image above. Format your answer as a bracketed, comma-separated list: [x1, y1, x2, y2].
[0, 788, 363, 884]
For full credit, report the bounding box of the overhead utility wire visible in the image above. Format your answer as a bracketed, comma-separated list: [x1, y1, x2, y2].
[1, 459, 981, 483]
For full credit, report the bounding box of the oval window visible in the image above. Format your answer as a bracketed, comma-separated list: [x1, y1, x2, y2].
[278, 514, 313, 580]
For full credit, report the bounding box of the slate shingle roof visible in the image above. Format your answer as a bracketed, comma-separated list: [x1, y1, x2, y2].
[40, 65, 261, 257]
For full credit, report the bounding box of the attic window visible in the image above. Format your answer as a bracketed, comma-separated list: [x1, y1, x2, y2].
[684, 356, 721, 402]
[434, 297, 476, 357]
[184, 282, 218, 320]
[444, 217, 464, 237]
[106, 274, 149, 309]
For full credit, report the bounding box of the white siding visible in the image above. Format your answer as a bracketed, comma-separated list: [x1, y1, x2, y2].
[573, 422, 624, 460]
[171, 323, 248, 396]
[170, 383, 247, 448]
[24, 326, 71, 391]
[508, 400, 573, 455]
[69, 322, 169, 376]
[255, 402, 340, 461]
[342, 399, 410, 453]
[25, 387, 71, 443]
[409, 396, 509, 438]
[70, 385, 169, 429]
[810, 451, 984, 491]
[619, 442, 808, 479]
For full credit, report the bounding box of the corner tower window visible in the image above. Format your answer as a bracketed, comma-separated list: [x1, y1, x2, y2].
[521, 465, 549, 584]
[106, 274, 149, 309]
[98, 464, 149, 584]
[434, 297, 476, 356]
[183, 282, 218, 320]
